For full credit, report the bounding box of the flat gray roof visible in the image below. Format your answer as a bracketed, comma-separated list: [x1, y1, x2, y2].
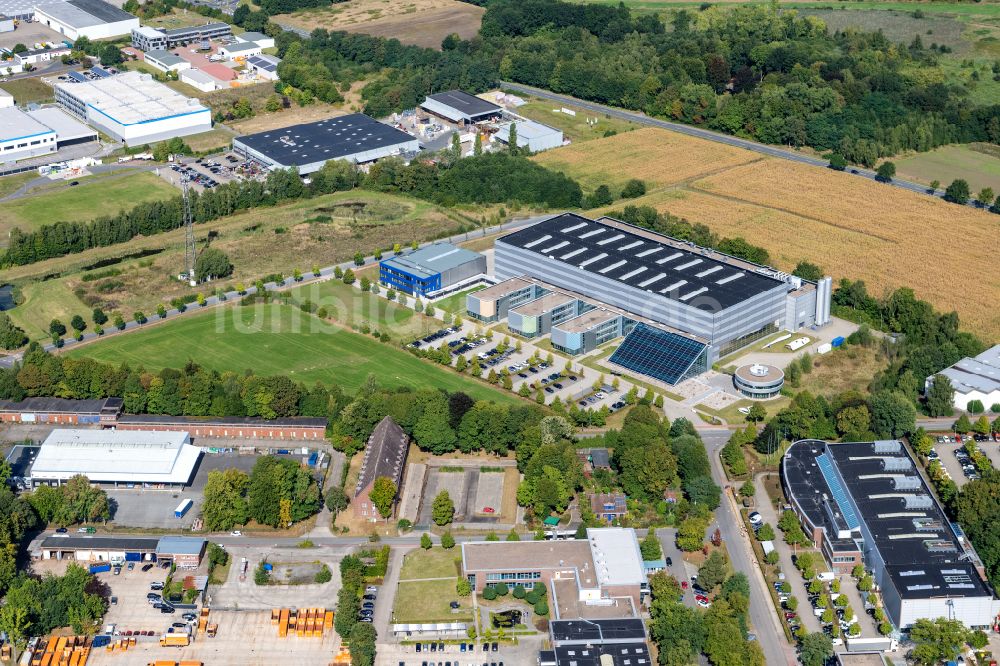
[557, 308, 618, 333]
[0, 107, 55, 143]
[472, 277, 533, 302]
[381, 242, 483, 280]
[511, 291, 574, 318]
[145, 49, 187, 66]
[936, 344, 1000, 395]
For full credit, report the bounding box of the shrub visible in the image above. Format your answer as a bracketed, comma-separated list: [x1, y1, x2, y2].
[315, 565, 332, 583]
[483, 586, 497, 601]
[534, 599, 549, 616]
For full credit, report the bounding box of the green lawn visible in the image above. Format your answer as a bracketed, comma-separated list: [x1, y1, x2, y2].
[432, 285, 485, 315]
[513, 97, 640, 143]
[289, 279, 438, 341]
[66, 304, 521, 401]
[398, 547, 462, 581]
[5, 280, 88, 342]
[394, 579, 472, 623]
[895, 143, 1000, 194]
[3, 172, 178, 236]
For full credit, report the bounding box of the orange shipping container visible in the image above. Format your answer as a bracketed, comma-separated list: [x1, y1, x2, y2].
[179, 661, 203, 666]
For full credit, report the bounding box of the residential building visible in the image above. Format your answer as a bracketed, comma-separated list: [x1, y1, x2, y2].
[782, 439, 1000, 630]
[353, 416, 409, 521]
[379, 242, 486, 296]
[590, 493, 627, 524]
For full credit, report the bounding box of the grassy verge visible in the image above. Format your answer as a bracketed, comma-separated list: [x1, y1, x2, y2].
[394, 579, 472, 623]
[433, 285, 485, 314]
[66, 303, 522, 402]
[0, 78, 54, 104]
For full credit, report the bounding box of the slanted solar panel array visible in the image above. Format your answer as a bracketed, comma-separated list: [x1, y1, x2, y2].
[608, 324, 706, 385]
[817, 452, 860, 529]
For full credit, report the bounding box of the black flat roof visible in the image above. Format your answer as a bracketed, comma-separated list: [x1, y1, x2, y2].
[40, 535, 159, 550]
[424, 90, 501, 118]
[0, 396, 116, 414]
[553, 642, 651, 666]
[498, 213, 785, 311]
[786, 440, 993, 601]
[164, 21, 230, 37]
[234, 113, 416, 167]
[550, 619, 646, 643]
[68, 0, 135, 23]
[117, 414, 327, 427]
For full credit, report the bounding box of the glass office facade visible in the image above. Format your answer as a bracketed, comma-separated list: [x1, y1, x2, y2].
[608, 324, 708, 385]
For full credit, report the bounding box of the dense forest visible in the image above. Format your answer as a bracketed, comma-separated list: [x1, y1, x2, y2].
[263, 0, 1000, 166]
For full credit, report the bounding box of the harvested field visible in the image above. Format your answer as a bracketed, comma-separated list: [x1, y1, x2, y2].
[532, 127, 761, 191]
[275, 0, 484, 49]
[540, 129, 1000, 339]
[689, 161, 1000, 338]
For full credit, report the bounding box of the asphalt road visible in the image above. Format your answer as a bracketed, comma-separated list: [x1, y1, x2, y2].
[701, 427, 796, 665]
[499, 81, 971, 205]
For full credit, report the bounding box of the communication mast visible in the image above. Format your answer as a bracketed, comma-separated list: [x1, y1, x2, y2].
[182, 178, 196, 286]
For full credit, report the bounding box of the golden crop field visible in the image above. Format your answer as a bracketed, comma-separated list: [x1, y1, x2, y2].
[537, 130, 1000, 340]
[532, 127, 762, 190]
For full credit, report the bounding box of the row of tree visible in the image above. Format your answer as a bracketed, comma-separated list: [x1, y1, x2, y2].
[2, 152, 582, 267]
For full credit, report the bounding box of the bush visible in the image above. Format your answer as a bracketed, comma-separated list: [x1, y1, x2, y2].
[533, 599, 549, 616]
[494, 582, 509, 596]
[441, 532, 455, 549]
[315, 564, 332, 583]
[483, 586, 497, 601]
[457, 578, 472, 596]
[513, 585, 526, 599]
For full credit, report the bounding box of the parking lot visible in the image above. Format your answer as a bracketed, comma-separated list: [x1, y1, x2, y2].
[106, 453, 258, 528]
[929, 433, 999, 488]
[409, 324, 625, 414]
[375, 636, 543, 666]
[88, 610, 341, 666]
[0, 21, 64, 51]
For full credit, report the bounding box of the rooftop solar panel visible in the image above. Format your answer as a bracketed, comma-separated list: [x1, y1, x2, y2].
[608, 324, 707, 385]
[817, 453, 860, 529]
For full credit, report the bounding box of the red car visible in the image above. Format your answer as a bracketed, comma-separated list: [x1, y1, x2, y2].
[695, 595, 711, 608]
[482, 507, 495, 514]
[681, 581, 689, 589]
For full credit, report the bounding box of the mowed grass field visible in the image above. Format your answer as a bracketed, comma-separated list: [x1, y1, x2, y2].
[66, 304, 520, 402]
[275, 0, 484, 49]
[2, 172, 178, 239]
[894, 143, 1000, 194]
[534, 127, 1000, 340]
[511, 96, 641, 144]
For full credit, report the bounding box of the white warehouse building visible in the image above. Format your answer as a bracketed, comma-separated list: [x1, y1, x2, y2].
[34, 0, 138, 40]
[927, 344, 1000, 412]
[30, 429, 201, 487]
[55, 71, 212, 146]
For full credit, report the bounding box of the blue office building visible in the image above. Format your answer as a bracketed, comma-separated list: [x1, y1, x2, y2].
[379, 242, 486, 296]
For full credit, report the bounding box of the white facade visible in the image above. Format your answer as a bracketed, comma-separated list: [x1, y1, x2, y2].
[144, 49, 190, 73]
[0, 106, 57, 162]
[15, 46, 70, 65]
[0, 87, 12, 108]
[0, 16, 14, 32]
[927, 343, 1000, 411]
[55, 71, 212, 146]
[0, 58, 24, 75]
[31, 428, 201, 485]
[179, 68, 221, 92]
[218, 42, 261, 61]
[494, 118, 563, 153]
[236, 31, 273, 49]
[34, 2, 138, 40]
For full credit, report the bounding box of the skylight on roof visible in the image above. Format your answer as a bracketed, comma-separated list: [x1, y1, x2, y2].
[619, 240, 643, 252]
[656, 252, 684, 265]
[523, 234, 552, 249]
[598, 259, 627, 274]
[662, 280, 687, 293]
[679, 287, 708, 301]
[561, 248, 586, 261]
[675, 258, 703, 271]
[542, 240, 570, 254]
[579, 253, 608, 268]
[619, 267, 647, 281]
[638, 273, 666, 288]
[716, 273, 744, 285]
[696, 265, 724, 278]
[561, 221, 588, 233]
[635, 247, 661, 258]
[579, 228, 605, 239]
[597, 233, 626, 246]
